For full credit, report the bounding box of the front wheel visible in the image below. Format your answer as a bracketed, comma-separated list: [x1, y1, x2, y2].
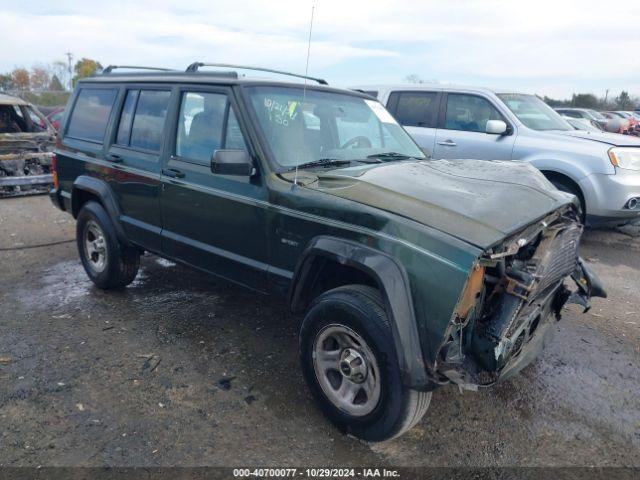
[76, 201, 140, 289]
[299, 285, 431, 442]
[550, 178, 585, 223]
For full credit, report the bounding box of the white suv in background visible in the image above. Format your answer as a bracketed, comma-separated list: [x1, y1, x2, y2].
[353, 84, 640, 226]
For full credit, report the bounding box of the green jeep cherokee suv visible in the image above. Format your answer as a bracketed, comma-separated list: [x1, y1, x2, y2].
[50, 63, 605, 441]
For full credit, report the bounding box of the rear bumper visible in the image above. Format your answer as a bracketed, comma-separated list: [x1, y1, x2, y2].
[49, 187, 65, 211]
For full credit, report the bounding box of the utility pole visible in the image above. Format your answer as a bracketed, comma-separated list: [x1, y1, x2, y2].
[65, 52, 73, 90]
[604, 89, 609, 106]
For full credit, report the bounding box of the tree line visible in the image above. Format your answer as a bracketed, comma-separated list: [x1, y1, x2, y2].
[543, 92, 638, 111]
[0, 58, 102, 106]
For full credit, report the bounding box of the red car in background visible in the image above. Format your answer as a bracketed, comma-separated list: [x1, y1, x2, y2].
[600, 111, 632, 134]
[39, 107, 65, 131]
[613, 111, 640, 134]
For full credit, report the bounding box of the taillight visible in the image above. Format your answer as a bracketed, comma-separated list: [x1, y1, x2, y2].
[51, 153, 59, 189]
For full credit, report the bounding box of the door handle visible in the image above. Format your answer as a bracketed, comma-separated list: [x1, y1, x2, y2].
[106, 153, 123, 163]
[162, 168, 185, 179]
[437, 140, 457, 147]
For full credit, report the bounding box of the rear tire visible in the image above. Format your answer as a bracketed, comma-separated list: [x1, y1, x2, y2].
[76, 201, 140, 289]
[299, 285, 431, 442]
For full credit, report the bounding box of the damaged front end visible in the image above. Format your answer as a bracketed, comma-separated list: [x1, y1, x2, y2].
[436, 206, 606, 390]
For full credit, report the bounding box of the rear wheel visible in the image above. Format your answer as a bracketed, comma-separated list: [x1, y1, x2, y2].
[76, 201, 140, 289]
[299, 285, 431, 442]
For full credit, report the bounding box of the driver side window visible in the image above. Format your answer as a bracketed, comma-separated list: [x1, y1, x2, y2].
[175, 91, 248, 165]
[444, 94, 502, 133]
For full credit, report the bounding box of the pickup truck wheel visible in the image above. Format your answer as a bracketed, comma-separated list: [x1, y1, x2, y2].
[76, 201, 140, 289]
[299, 285, 431, 442]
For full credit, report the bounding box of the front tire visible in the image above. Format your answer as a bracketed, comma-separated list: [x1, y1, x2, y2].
[299, 285, 431, 442]
[76, 201, 140, 289]
[550, 178, 585, 223]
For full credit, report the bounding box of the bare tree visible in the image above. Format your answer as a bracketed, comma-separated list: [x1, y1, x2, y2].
[614, 91, 635, 111]
[51, 60, 69, 90]
[404, 74, 425, 84]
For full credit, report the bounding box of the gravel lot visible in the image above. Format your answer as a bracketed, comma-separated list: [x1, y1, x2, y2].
[0, 195, 639, 467]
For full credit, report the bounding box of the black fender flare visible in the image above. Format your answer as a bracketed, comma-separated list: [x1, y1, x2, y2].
[290, 236, 429, 389]
[71, 176, 131, 247]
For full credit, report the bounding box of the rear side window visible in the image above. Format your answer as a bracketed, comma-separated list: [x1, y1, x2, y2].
[129, 90, 171, 152]
[66, 88, 117, 142]
[390, 91, 439, 128]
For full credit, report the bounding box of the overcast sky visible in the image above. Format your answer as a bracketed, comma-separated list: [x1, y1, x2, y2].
[2, 0, 638, 99]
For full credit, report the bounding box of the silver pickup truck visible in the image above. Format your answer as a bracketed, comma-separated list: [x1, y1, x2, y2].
[353, 84, 640, 227]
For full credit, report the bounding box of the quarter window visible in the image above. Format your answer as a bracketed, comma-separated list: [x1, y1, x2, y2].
[175, 91, 247, 164]
[67, 88, 117, 142]
[391, 91, 439, 128]
[444, 94, 503, 132]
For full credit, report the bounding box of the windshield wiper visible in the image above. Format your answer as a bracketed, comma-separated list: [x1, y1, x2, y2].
[366, 152, 413, 161]
[288, 158, 352, 171]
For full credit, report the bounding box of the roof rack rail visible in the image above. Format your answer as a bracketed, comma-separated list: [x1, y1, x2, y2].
[102, 65, 173, 74]
[185, 62, 328, 85]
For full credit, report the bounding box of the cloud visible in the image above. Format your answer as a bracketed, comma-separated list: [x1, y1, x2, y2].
[0, 0, 638, 98]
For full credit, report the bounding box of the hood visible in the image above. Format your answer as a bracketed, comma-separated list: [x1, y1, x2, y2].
[309, 159, 572, 249]
[554, 129, 640, 147]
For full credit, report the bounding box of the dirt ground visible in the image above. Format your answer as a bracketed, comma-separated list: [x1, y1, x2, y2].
[0, 195, 639, 467]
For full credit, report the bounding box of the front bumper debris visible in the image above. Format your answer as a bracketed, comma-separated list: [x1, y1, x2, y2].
[435, 208, 607, 390]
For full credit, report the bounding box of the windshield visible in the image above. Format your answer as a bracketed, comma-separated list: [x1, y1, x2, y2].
[497, 94, 572, 131]
[565, 117, 602, 132]
[245, 86, 425, 170]
[587, 109, 607, 121]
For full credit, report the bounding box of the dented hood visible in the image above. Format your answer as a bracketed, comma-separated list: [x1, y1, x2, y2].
[310, 159, 572, 249]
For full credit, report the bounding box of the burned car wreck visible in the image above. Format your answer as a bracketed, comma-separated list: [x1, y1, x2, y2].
[0, 94, 55, 197]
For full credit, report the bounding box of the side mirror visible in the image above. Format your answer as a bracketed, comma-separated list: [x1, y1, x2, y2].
[486, 119, 508, 135]
[211, 149, 254, 176]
